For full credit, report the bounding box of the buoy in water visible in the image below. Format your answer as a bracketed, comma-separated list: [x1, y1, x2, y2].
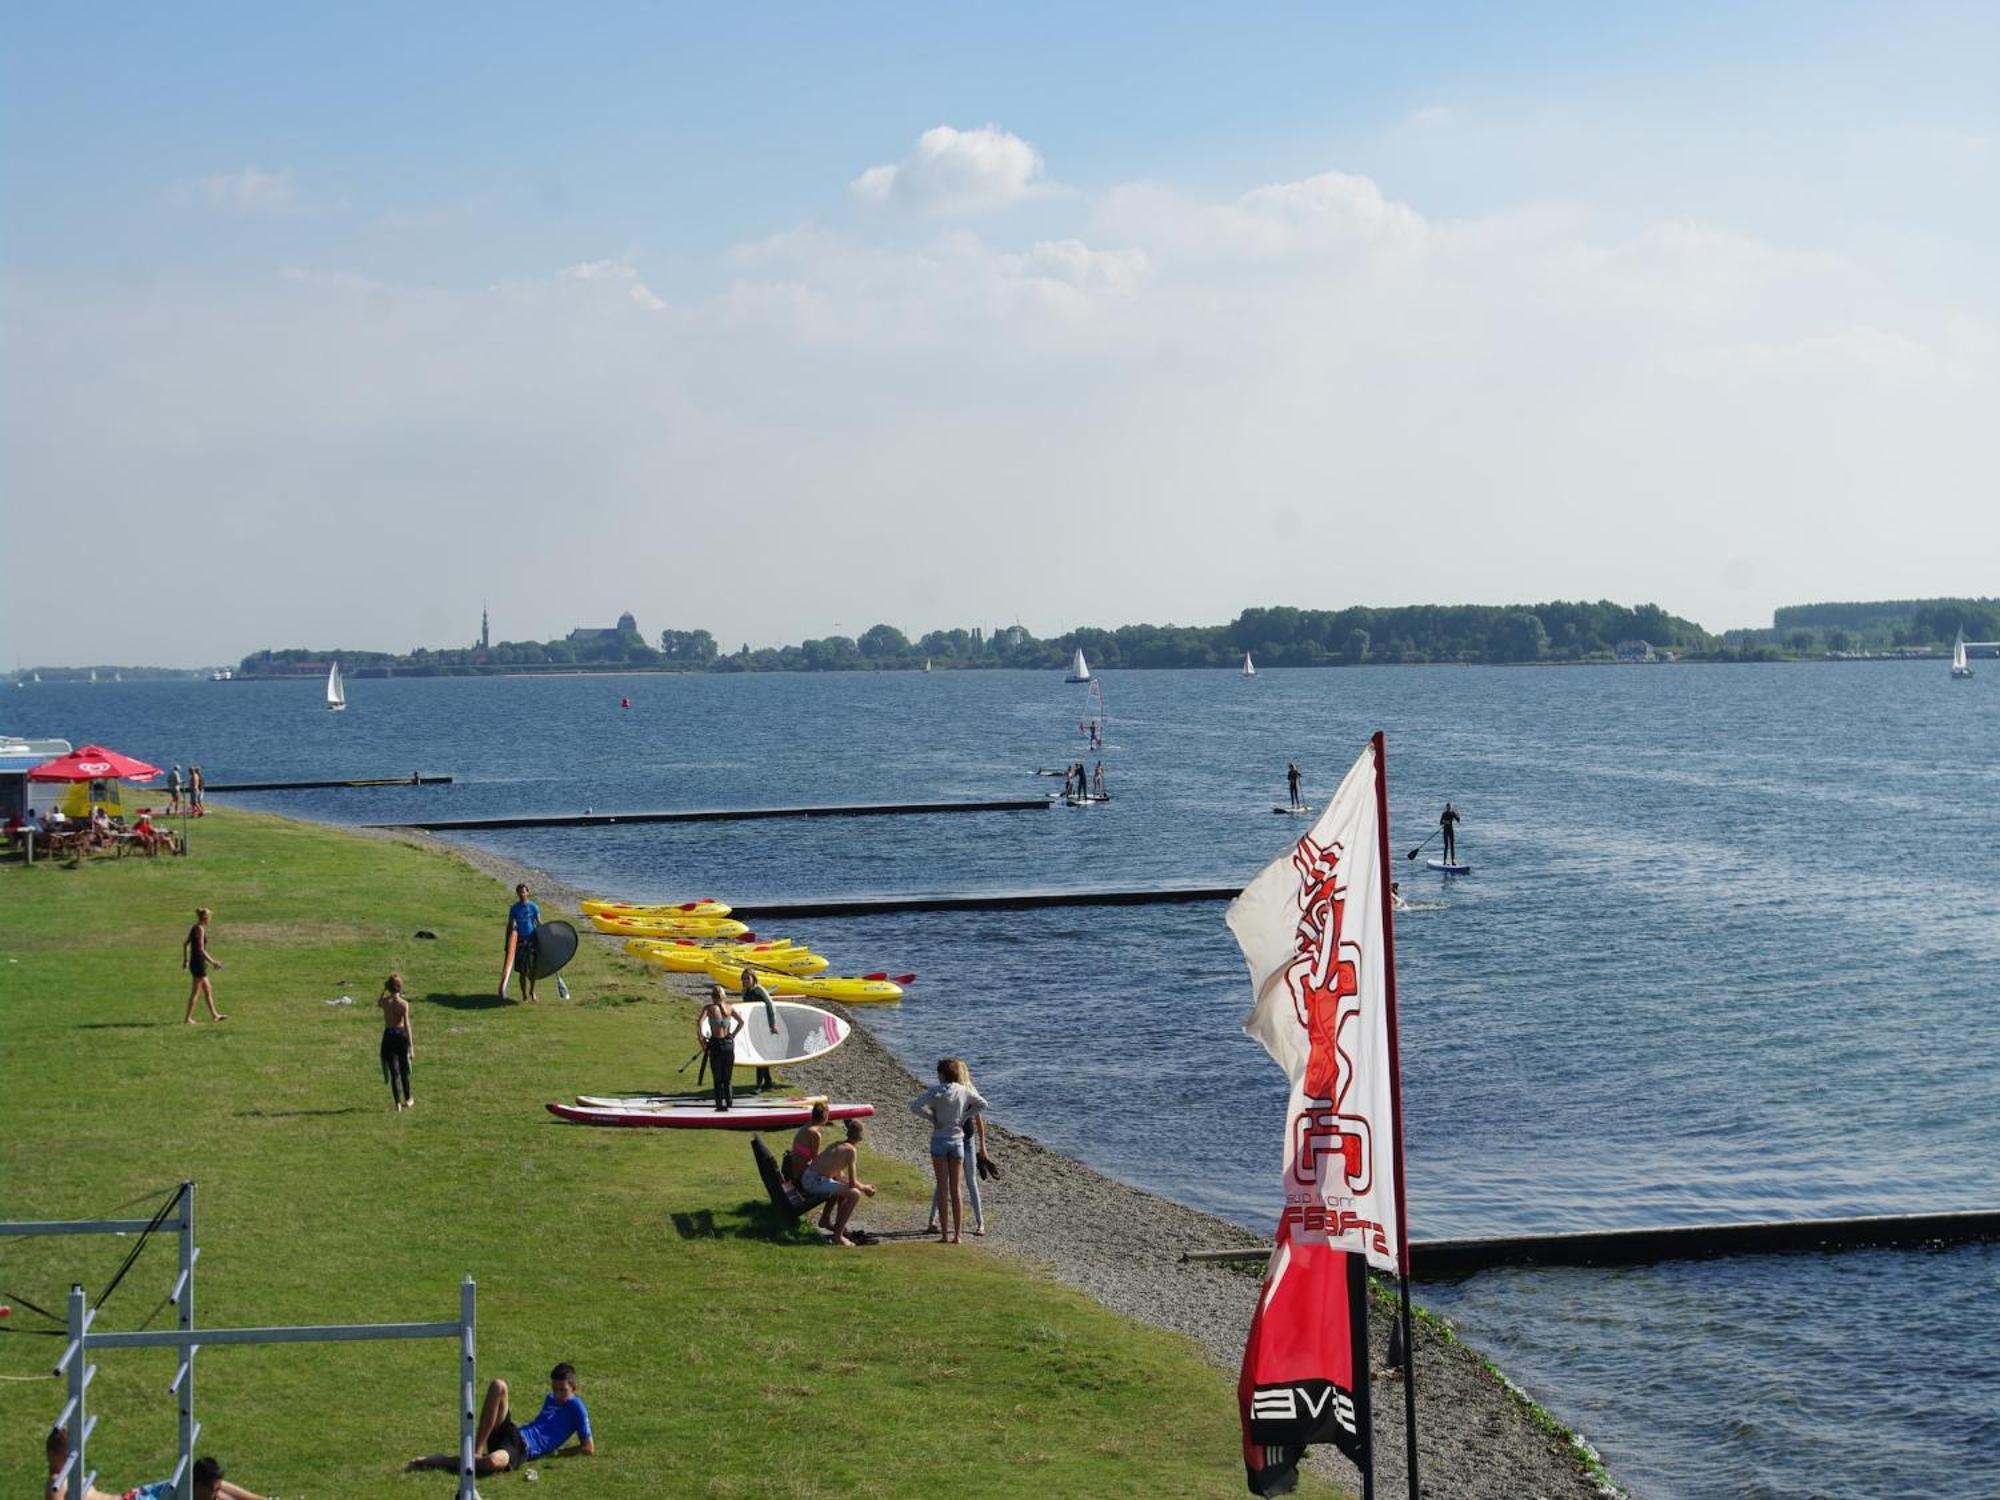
[621, 697, 632, 710]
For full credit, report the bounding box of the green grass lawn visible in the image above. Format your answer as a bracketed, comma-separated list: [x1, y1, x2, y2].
[0, 811, 1336, 1498]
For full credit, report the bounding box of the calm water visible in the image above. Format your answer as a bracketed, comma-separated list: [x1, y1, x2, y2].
[9, 664, 1999, 1499]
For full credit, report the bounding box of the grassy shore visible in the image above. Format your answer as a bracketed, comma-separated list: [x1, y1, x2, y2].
[0, 810, 1336, 1498]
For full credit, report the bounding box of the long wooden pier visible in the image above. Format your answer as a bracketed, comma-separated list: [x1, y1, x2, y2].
[379, 797, 1053, 832]
[208, 774, 453, 792]
[1181, 1208, 2000, 1276]
[739, 884, 1241, 919]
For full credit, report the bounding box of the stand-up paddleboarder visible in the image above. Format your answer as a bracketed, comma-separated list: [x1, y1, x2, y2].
[1286, 761, 1303, 811]
[1091, 761, 1106, 799]
[501, 882, 542, 1001]
[1439, 802, 1461, 864]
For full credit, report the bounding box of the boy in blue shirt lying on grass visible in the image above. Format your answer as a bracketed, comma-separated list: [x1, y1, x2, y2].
[407, 1361, 594, 1477]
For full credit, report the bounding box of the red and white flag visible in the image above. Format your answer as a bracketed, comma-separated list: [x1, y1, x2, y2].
[1228, 734, 1409, 1494]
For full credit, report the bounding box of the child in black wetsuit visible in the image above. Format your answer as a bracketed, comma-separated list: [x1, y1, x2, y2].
[378, 974, 414, 1111]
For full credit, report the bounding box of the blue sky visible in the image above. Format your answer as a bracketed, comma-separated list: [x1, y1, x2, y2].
[4, 3, 1996, 663]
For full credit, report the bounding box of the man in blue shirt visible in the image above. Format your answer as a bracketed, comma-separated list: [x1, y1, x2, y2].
[503, 882, 542, 1003]
[407, 1362, 594, 1478]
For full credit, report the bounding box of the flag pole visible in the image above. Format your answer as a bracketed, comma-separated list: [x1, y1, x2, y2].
[1370, 731, 1421, 1500]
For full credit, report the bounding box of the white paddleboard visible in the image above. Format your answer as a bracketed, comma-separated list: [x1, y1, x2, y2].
[547, 1100, 872, 1130]
[1426, 859, 1472, 875]
[1273, 805, 1316, 816]
[722, 999, 849, 1068]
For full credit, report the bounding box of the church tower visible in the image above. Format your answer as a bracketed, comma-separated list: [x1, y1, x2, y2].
[481, 604, 490, 650]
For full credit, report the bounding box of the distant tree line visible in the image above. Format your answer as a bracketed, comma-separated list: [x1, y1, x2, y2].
[235, 599, 1724, 677]
[1749, 598, 2000, 652]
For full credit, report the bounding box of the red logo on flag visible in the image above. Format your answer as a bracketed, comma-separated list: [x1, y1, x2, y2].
[1284, 832, 1372, 1194]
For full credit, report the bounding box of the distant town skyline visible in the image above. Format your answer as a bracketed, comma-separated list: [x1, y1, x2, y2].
[4, 3, 1995, 667]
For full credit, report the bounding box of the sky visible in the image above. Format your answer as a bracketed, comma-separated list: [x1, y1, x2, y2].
[3, 2, 1996, 666]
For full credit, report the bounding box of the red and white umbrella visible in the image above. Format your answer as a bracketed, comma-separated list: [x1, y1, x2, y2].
[28, 745, 163, 783]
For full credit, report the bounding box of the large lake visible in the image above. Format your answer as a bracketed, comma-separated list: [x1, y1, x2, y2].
[10, 662, 1998, 1499]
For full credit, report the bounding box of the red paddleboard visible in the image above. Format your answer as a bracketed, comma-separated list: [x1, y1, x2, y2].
[545, 1100, 874, 1131]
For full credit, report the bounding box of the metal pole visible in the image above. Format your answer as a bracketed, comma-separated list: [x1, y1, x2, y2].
[66, 1285, 88, 1500]
[458, 1278, 477, 1500]
[178, 1183, 197, 1500]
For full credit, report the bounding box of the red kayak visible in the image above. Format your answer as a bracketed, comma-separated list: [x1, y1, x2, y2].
[545, 1100, 874, 1131]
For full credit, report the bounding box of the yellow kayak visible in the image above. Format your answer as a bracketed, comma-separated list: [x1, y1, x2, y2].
[590, 912, 751, 939]
[626, 939, 829, 976]
[703, 956, 906, 1004]
[580, 897, 732, 919]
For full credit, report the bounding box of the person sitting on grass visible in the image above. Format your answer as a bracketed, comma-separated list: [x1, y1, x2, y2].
[800, 1118, 876, 1247]
[45, 1427, 265, 1500]
[407, 1362, 594, 1478]
[787, 1101, 837, 1229]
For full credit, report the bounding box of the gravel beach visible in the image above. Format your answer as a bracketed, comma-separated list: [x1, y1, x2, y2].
[395, 829, 1620, 1500]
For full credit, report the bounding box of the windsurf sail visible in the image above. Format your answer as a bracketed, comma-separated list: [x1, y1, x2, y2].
[1078, 677, 1105, 748]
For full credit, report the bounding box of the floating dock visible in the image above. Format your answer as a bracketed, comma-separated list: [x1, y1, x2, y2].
[1183, 1207, 2000, 1276]
[739, 884, 1241, 919]
[208, 774, 453, 792]
[379, 797, 1053, 832]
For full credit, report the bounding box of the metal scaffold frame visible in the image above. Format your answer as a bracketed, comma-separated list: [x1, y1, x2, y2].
[2, 1183, 477, 1500]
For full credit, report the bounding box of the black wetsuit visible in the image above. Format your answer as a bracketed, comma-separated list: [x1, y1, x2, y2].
[381, 1027, 412, 1104]
[1440, 807, 1461, 863]
[704, 1011, 739, 1110]
[1287, 765, 1301, 809]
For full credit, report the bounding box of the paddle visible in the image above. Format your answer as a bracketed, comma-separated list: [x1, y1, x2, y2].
[861, 972, 918, 985]
[1405, 827, 1442, 861]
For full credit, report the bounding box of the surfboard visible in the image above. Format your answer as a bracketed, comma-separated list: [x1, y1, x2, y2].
[1273, 805, 1316, 816]
[716, 1000, 848, 1068]
[575, 1092, 827, 1110]
[497, 929, 519, 995]
[528, 919, 580, 978]
[546, 1100, 874, 1130]
[1426, 859, 1472, 875]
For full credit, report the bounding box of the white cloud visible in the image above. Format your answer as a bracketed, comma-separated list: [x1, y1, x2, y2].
[848, 125, 1046, 213]
[560, 258, 668, 312]
[200, 167, 299, 215]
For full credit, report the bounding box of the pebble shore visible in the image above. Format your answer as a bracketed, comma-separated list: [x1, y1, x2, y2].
[401, 829, 1619, 1500]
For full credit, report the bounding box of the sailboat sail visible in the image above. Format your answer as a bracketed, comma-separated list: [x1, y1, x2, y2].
[1952, 631, 1972, 679]
[1068, 647, 1091, 683]
[327, 661, 347, 711]
[1242, 653, 1256, 677]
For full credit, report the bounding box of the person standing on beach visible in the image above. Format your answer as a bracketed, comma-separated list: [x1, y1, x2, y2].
[181, 907, 227, 1024]
[167, 764, 183, 814]
[503, 882, 541, 1002]
[738, 966, 778, 1092]
[1439, 802, 1462, 864]
[698, 983, 742, 1111]
[927, 1060, 994, 1238]
[378, 974, 414, 1111]
[1286, 761, 1303, 811]
[910, 1058, 986, 1245]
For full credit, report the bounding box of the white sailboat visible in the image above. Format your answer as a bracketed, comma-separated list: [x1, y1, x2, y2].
[326, 660, 348, 711]
[88, 669, 97, 684]
[924, 658, 932, 672]
[1066, 647, 1091, 684]
[1242, 652, 1256, 678]
[1951, 630, 1973, 680]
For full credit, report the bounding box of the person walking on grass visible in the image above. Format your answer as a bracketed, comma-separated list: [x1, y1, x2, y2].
[378, 973, 414, 1111]
[910, 1057, 987, 1245]
[503, 881, 541, 1002]
[698, 983, 742, 1112]
[407, 1362, 594, 1478]
[182, 907, 227, 1024]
